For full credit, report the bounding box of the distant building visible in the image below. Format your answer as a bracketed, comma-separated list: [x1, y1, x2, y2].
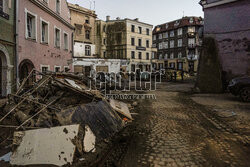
[153, 17, 203, 72]
[18, 0, 74, 81]
[200, 0, 250, 79]
[0, 0, 15, 97]
[95, 16, 157, 72]
[68, 3, 97, 58]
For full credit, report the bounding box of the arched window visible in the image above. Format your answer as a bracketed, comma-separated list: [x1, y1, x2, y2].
[85, 45, 91, 56]
[85, 30, 90, 39]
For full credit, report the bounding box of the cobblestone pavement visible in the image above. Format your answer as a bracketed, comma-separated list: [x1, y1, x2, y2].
[120, 83, 250, 167]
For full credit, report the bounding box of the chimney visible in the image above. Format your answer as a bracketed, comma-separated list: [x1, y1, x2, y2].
[106, 16, 110, 21]
[116, 17, 120, 20]
[134, 18, 139, 21]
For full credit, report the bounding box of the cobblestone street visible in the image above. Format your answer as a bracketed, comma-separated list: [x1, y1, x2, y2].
[120, 82, 250, 167]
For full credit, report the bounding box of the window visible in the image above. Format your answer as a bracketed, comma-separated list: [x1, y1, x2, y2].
[26, 10, 37, 40]
[85, 17, 89, 24]
[85, 30, 90, 39]
[152, 52, 155, 59]
[188, 26, 195, 33]
[178, 52, 182, 59]
[170, 40, 174, 48]
[188, 38, 195, 46]
[138, 27, 142, 34]
[178, 62, 183, 70]
[178, 39, 182, 47]
[64, 66, 70, 72]
[165, 24, 168, 29]
[164, 32, 168, 38]
[64, 32, 68, 50]
[177, 28, 182, 36]
[170, 30, 174, 37]
[41, 65, 49, 72]
[131, 51, 135, 59]
[159, 43, 163, 50]
[153, 35, 156, 41]
[41, 20, 48, 44]
[146, 40, 149, 48]
[103, 38, 106, 45]
[170, 53, 174, 59]
[103, 51, 106, 58]
[54, 66, 61, 72]
[164, 53, 168, 60]
[146, 28, 150, 35]
[131, 38, 135, 46]
[85, 45, 91, 56]
[138, 39, 142, 47]
[159, 34, 162, 39]
[138, 52, 142, 59]
[146, 53, 149, 60]
[174, 20, 180, 27]
[159, 54, 163, 60]
[163, 41, 168, 49]
[131, 25, 135, 32]
[189, 18, 194, 24]
[54, 27, 60, 48]
[56, 0, 60, 14]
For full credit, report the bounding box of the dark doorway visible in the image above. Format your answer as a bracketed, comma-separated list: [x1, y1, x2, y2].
[19, 59, 35, 86]
[189, 61, 194, 72]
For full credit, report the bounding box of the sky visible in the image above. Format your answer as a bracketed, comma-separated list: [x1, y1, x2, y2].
[67, 0, 204, 26]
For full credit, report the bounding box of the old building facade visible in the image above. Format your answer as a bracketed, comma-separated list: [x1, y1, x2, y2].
[0, 0, 15, 96]
[18, 0, 74, 81]
[68, 3, 97, 58]
[95, 16, 157, 72]
[153, 17, 203, 72]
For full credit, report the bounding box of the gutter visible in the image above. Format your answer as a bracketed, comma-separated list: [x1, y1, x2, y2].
[15, 0, 19, 90]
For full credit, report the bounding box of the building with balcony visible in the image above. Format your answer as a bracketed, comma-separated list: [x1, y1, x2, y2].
[17, 0, 74, 81]
[95, 16, 157, 72]
[0, 0, 16, 97]
[153, 16, 203, 72]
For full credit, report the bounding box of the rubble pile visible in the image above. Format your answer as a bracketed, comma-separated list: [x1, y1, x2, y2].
[0, 70, 133, 166]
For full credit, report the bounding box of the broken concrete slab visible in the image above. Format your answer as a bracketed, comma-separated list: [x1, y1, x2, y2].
[10, 125, 80, 166]
[65, 78, 82, 90]
[84, 125, 96, 152]
[110, 99, 133, 120]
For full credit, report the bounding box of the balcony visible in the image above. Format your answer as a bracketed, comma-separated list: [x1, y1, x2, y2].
[188, 44, 196, 48]
[187, 55, 198, 61]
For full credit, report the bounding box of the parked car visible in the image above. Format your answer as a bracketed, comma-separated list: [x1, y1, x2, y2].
[228, 76, 250, 102]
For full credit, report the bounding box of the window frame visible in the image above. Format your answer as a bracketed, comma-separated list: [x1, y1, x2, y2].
[54, 26, 61, 48]
[63, 31, 69, 50]
[85, 45, 91, 56]
[40, 64, 50, 72]
[25, 8, 37, 41]
[40, 17, 49, 44]
[131, 51, 135, 59]
[131, 25, 135, 32]
[55, 0, 61, 14]
[54, 66, 61, 72]
[85, 30, 90, 40]
[178, 39, 182, 47]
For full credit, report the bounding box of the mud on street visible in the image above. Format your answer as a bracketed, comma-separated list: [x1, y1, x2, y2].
[105, 81, 250, 167]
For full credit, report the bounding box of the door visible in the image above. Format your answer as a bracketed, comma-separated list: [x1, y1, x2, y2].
[189, 62, 194, 72]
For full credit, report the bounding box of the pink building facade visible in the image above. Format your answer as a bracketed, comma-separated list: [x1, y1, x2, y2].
[18, 0, 74, 81]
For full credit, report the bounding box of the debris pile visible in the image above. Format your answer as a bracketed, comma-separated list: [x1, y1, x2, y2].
[0, 70, 133, 166]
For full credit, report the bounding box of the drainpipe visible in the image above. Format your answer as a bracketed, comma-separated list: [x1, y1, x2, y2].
[15, 0, 19, 90]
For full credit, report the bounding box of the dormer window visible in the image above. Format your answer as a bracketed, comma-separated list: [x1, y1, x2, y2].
[165, 24, 168, 29]
[174, 21, 180, 27]
[189, 18, 194, 24]
[56, 0, 60, 14]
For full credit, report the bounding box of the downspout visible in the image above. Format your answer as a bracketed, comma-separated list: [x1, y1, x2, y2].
[15, 0, 19, 90]
[71, 32, 74, 72]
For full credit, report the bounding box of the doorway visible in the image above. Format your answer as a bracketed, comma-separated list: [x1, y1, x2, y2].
[19, 59, 35, 86]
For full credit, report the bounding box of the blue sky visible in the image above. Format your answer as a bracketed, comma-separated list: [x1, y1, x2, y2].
[67, 0, 204, 26]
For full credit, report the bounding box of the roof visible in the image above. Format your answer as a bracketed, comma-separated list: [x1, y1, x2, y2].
[153, 16, 203, 34]
[67, 2, 97, 18]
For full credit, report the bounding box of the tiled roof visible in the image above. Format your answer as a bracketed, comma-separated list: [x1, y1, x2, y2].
[153, 17, 203, 34]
